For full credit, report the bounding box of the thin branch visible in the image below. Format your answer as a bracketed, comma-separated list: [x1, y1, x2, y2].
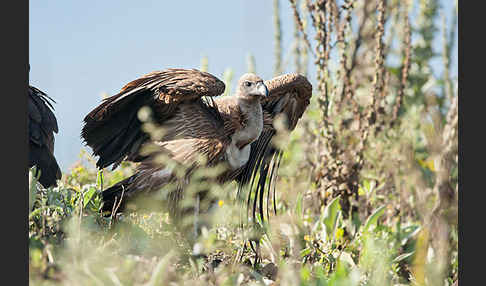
[274, 0, 283, 76]
[391, 9, 411, 127]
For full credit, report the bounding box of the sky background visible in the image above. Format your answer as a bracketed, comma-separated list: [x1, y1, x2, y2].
[29, 0, 457, 172]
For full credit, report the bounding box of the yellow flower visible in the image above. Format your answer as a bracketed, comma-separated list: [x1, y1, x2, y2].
[417, 158, 435, 172]
[218, 200, 224, 207]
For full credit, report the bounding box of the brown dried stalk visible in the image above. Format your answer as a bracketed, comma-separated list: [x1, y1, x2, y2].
[300, 0, 310, 77]
[317, 0, 331, 122]
[356, 0, 386, 165]
[348, 1, 371, 78]
[426, 93, 457, 283]
[431, 94, 458, 222]
[290, 0, 314, 59]
[293, 0, 302, 74]
[442, 7, 457, 103]
[335, 0, 355, 112]
[274, 0, 283, 76]
[391, 9, 411, 127]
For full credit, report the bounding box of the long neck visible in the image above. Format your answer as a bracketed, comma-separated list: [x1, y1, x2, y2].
[237, 95, 262, 124]
[235, 93, 261, 107]
[233, 95, 263, 149]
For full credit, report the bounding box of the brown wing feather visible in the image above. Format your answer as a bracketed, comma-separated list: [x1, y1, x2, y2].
[263, 73, 312, 130]
[99, 106, 230, 216]
[118, 69, 225, 104]
[81, 68, 226, 169]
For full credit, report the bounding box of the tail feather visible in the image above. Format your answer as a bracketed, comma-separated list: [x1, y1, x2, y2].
[101, 175, 136, 216]
[101, 174, 143, 216]
[101, 165, 175, 216]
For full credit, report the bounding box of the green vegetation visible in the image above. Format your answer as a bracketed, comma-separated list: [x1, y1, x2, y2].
[29, 0, 457, 285]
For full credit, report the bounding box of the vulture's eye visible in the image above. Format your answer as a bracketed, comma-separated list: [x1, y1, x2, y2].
[245, 81, 252, 87]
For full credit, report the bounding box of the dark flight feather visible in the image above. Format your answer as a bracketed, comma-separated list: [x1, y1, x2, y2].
[29, 86, 61, 188]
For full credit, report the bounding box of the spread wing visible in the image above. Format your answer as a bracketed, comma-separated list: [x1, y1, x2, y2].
[81, 68, 227, 169]
[235, 73, 312, 223]
[28, 86, 61, 188]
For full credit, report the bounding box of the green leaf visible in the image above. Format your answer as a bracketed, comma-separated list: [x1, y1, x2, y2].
[401, 225, 421, 245]
[295, 192, 303, 218]
[322, 195, 341, 241]
[361, 179, 378, 197]
[146, 250, 177, 286]
[339, 252, 357, 269]
[300, 247, 312, 257]
[30, 248, 44, 268]
[363, 179, 370, 192]
[97, 170, 104, 191]
[300, 265, 311, 282]
[351, 210, 361, 236]
[29, 166, 39, 213]
[29, 206, 64, 219]
[363, 205, 386, 233]
[83, 187, 97, 208]
[392, 251, 415, 263]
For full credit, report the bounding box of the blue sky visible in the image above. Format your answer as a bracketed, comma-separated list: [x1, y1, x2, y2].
[29, 1, 457, 171]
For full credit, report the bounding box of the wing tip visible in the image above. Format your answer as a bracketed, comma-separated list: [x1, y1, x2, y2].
[265, 73, 312, 101]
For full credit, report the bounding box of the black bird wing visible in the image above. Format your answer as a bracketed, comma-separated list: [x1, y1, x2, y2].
[28, 86, 61, 188]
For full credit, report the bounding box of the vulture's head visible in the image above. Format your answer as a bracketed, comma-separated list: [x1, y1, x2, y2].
[236, 73, 268, 101]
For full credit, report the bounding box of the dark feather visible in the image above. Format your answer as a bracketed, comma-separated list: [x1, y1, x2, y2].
[28, 85, 61, 188]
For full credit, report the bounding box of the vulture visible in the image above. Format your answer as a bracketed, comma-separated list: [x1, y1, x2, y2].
[81, 68, 312, 228]
[29, 85, 62, 188]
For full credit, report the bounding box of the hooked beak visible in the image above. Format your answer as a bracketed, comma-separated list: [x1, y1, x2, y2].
[257, 82, 269, 97]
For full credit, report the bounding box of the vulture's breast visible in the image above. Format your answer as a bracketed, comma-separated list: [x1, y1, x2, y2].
[232, 100, 263, 146]
[225, 143, 251, 169]
[225, 100, 263, 169]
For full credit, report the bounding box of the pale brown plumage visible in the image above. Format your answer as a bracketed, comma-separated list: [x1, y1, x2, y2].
[81, 68, 312, 223]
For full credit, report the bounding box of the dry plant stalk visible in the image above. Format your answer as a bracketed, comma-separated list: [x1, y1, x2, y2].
[357, 0, 386, 160]
[293, 2, 302, 74]
[441, 5, 457, 103]
[290, 0, 314, 60]
[422, 92, 458, 283]
[430, 93, 458, 226]
[334, 0, 354, 113]
[391, 9, 411, 127]
[274, 0, 283, 76]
